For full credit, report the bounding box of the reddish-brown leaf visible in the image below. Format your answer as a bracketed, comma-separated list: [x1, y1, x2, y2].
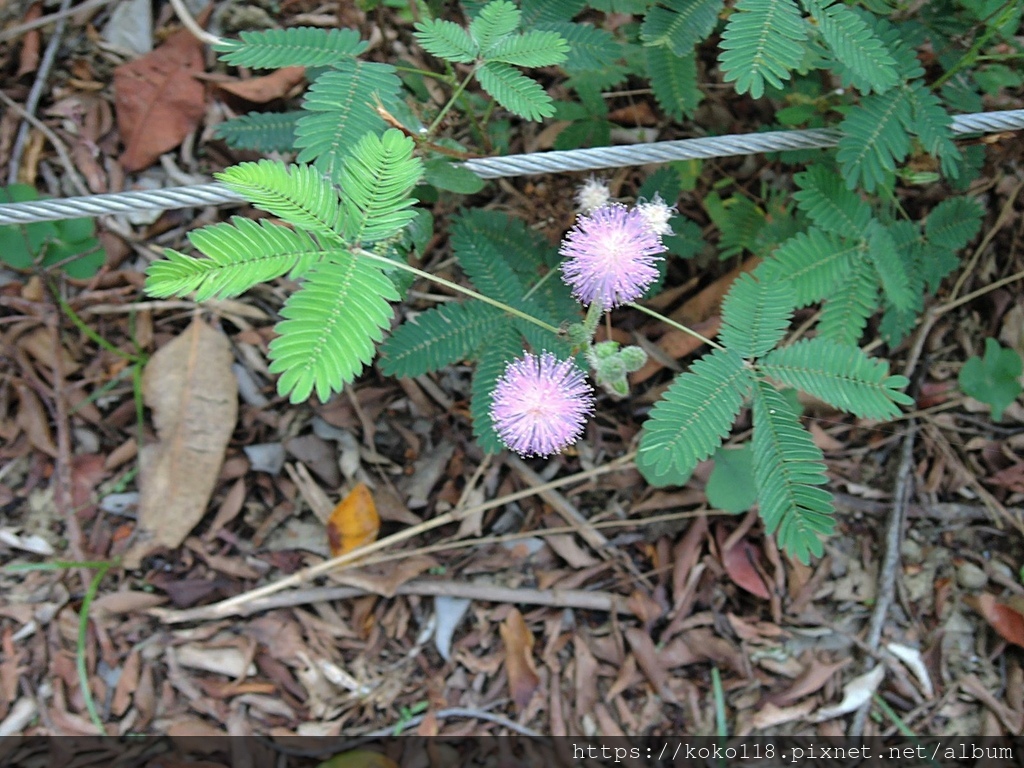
[326, 483, 380, 557]
[716, 526, 770, 599]
[113, 18, 208, 171]
[968, 593, 1024, 648]
[987, 462, 1024, 493]
[16, 3, 42, 77]
[213, 67, 305, 103]
[500, 608, 540, 711]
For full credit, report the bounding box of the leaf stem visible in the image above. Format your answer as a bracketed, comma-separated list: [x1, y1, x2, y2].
[353, 248, 561, 335]
[627, 302, 726, 351]
[932, 0, 1019, 90]
[427, 67, 477, 135]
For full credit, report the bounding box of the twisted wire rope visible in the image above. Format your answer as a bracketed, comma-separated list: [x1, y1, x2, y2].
[1, 109, 1022, 225]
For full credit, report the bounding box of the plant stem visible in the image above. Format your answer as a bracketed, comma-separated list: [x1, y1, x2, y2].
[932, 0, 1019, 90]
[628, 302, 725, 351]
[427, 67, 477, 136]
[354, 248, 561, 335]
[581, 301, 603, 341]
[78, 563, 111, 732]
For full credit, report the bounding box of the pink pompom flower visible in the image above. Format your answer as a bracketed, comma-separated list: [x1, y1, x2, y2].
[559, 203, 667, 310]
[490, 352, 594, 457]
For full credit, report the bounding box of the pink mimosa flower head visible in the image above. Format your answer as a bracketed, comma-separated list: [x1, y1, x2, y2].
[575, 177, 612, 213]
[490, 352, 594, 457]
[559, 203, 667, 310]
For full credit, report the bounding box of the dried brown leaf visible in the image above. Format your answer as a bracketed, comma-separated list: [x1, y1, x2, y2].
[719, 536, 770, 599]
[16, 4, 42, 76]
[967, 593, 1024, 648]
[113, 19, 208, 171]
[769, 655, 851, 707]
[500, 608, 540, 711]
[126, 319, 237, 566]
[15, 383, 57, 458]
[625, 627, 677, 703]
[213, 66, 305, 102]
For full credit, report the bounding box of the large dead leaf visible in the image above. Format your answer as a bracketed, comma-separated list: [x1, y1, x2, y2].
[113, 16, 208, 171]
[126, 319, 237, 567]
[500, 608, 540, 711]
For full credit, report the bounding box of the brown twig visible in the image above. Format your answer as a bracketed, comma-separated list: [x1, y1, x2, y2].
[0, 0, 116, 44]
[6, 0, 74, 185]
[153, 453, 638, 623]
[152, 578, 634, 620]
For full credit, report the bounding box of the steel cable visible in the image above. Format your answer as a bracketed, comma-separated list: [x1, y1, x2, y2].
[1, 109, 1022, 225]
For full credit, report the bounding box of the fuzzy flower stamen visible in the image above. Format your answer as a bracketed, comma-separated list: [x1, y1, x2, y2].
[636, 192, 676, 236]
[559, 203, 667, 310]
[575, 177, 612, 213]
[490, 352, 594, 457]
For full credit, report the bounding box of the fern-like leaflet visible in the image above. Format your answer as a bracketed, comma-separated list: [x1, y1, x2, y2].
[718, 273, 795, 359]
[148, 217, 321, 301]
[758, 339, 912, 420]
[718, 0, 807, 98]
[637, 348, 755, 485]
[751, 381, 835, 563]
[213, 27, 366, 68]
[270, 256, 399, 403]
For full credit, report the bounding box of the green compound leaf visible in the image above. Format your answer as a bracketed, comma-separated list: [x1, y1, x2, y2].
[645, 46, 702, 121]
[866, 221, 916, 313]
[295, 59, 401, 181]
[817, 260, 877, 346]
[836, 87, 913, 192]
[755, 228, 859, 308]
[926, 197, 983, 255]
[449, 210, 529, 306]
[471, 324, 526, 453]
[269, 255, 399, 404]
[521, 0, 587, 26]
[751, 380, 834, 564]
[471, 0, 521, 55]
[337, 129, 423, 245]
[214, 111, 302, 153]
[720, 272, 796, 360]
[379, 301, 505, 378]
[793, 164, 872, 238]
[802, 0, 898, 94]
[477, 61, 556, 121]
[758, 338, 913, 420]
[414, 19, 478, 63]
[637, 347, 754, 486]
[640, 0, 724, 56]
[707, 444, 758, 514]
[718, 0, 807, 99]
[146, 217, 322, 301]
[959, 338, 1023, 421]
[216, 161, 341, 240]
[214, 27, 366, 68]
[547, 22, 621, 72]
[906, 81, 960, 179]
[484, 31, 569, 67]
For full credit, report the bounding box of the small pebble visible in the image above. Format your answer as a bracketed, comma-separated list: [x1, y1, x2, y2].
[900, 538, 923, 564]
[956, 561, 988, 590]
